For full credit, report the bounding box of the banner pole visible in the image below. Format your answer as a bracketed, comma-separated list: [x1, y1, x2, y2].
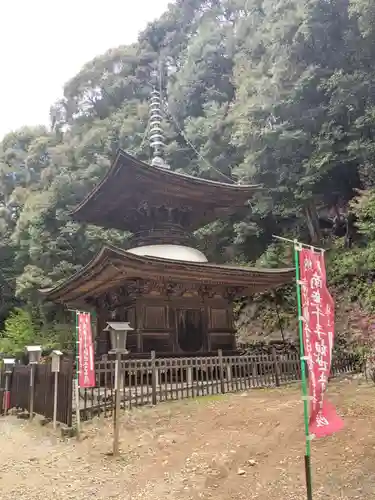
[273, 234, 325, 253]
[75, 311, 81, 437]
[294, 242, 313, 500]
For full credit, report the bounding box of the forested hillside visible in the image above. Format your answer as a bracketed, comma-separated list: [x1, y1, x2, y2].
[1, 0, 375, 352]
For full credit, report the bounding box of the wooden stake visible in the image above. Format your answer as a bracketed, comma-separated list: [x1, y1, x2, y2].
[53, 371, 58, 430]
[29, 364, 35, 420]
[113, 351, 121, 456]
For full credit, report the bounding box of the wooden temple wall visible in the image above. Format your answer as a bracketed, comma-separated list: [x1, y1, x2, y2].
[95, 290, 236, 356]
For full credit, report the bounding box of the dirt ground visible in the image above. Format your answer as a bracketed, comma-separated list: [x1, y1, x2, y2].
[0, 377, 374, 500]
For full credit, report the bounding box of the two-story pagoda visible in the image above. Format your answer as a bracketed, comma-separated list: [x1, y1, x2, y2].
[41, 149, 294, 355]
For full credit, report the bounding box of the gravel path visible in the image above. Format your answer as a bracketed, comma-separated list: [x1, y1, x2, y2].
[0, 379, 374, 499]
[0, 416, 143, 500]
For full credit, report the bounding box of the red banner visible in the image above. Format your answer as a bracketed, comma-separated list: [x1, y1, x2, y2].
[78, 312, 96, 388]
[299, 248, 344, 438]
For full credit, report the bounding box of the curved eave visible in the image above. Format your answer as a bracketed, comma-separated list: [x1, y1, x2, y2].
[40, 245, 294, 306]
[70, 150, 260, 230]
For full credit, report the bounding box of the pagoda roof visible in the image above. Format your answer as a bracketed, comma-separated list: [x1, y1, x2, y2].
[70, 150, 260, 232]
[40, 245, 294, 306]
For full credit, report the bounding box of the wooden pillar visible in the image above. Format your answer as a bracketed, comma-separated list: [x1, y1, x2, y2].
[271, 346, 281, 387]
[227, 303, 236, 350]
[95, 300, 110, 356]
[218, 349, 225, 393]
[203, 305, 210, 351]
[135, 300, 143, 353]
[226, 363, 232, 383]
[187, 366, 193, 386]
[151, 351, 158, 405]
[170, 306, 177, 352]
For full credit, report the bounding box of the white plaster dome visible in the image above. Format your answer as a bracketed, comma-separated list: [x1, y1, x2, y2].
[127, 244, 208, 262]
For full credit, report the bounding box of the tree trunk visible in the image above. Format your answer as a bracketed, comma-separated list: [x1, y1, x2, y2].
[305, 203, 321, 244]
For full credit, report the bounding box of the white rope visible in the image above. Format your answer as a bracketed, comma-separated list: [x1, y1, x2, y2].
[163, 102, 235, 184]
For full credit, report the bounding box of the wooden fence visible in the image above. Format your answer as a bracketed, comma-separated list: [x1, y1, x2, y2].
[8, 360, 73, 425]
[0, 351, 357, 425]
[0, 366, 4, 415]
[76, 351, 357, 422]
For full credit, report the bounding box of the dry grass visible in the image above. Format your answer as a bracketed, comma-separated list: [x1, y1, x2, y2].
[0, 377, 374, 499]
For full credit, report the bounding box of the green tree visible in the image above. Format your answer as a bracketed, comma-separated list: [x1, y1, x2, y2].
[0, 308, 36, 355]
[3, 0, 375, 345]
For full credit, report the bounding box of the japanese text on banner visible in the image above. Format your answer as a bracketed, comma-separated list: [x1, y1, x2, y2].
[299, 248, 343, 438]
[78, 312, 96, 388]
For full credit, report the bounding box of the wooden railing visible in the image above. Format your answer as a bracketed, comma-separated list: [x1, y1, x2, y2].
[76, 351, 357, 422]
[1, 351, 356, 425]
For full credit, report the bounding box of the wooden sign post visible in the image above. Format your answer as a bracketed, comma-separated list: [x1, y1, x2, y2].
[104, 322, 133, 456]
[26, 346, 42, 421]
[51, 350, 63, 429]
